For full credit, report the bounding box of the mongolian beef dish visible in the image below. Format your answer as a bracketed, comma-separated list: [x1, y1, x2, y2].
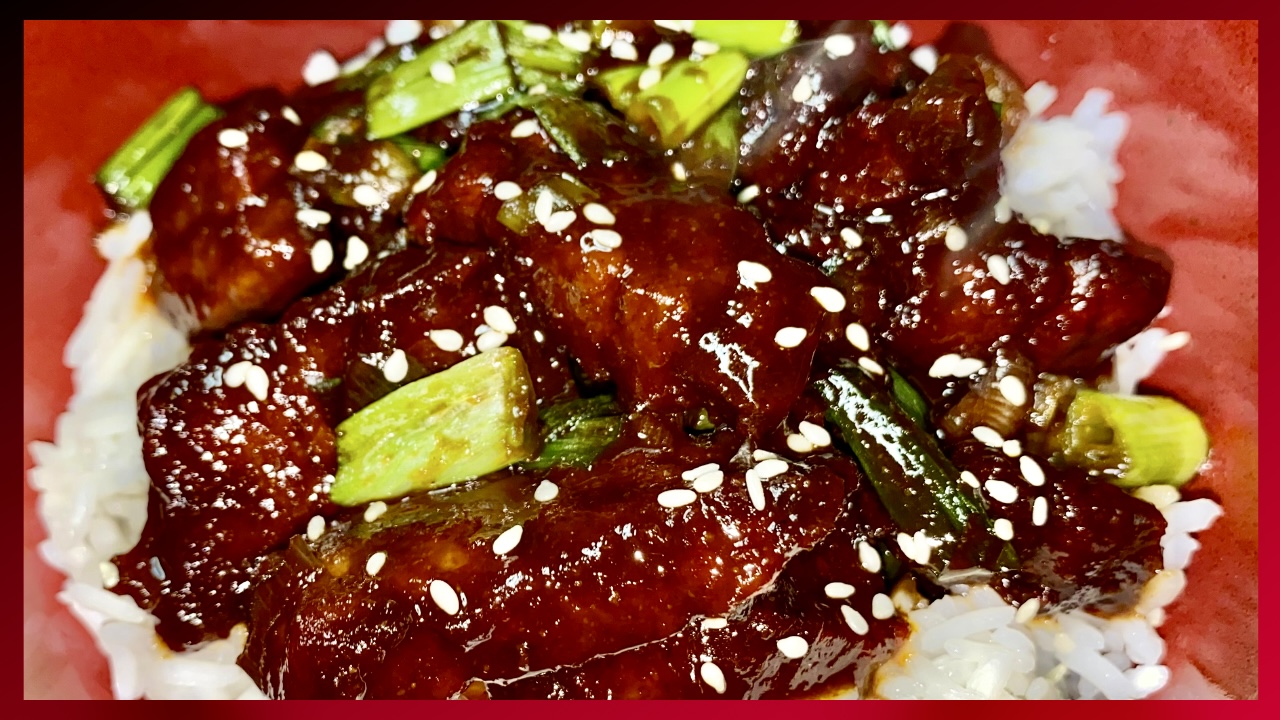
[78, 20, 1214, 699]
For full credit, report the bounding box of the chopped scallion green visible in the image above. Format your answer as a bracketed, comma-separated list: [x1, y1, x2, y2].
[1057, 389, 1209, 488]
[627, 51, 750, 148]
[689, 20, 799, 57]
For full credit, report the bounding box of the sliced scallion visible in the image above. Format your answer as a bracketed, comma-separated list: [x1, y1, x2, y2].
[689, 20, 799, 57]
[1057, 389, 1209, 488]
[626, 51, 750, 148]
[519, 396, 623, 471]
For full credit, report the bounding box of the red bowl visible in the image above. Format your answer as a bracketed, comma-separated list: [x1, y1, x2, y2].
[22, 20, 1258, 699]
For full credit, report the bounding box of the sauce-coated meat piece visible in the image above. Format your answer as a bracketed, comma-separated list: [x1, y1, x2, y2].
[241, 445, 851, 698]
[148, 89, 334, 334]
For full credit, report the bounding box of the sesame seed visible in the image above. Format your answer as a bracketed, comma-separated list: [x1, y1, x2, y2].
[483, 306, 518, 335]
[736, 184, 760, 203]
[699, 662, 727, 694]
[510, 118, 540, 139]
[858, 357, 885, 375]
[825, 582, 856, 599]
[533, 189, 555, 224]
[534, 480, 559, 502]
[352, 184, 382, 207]
[648, 42, 675, 67]
[637, 66, 665, 90]
[692, 471, 725, 493]
[670, 161, 688, 181]
[423, 329, 462, 353]
[841, 605, 869, 635]
[752, 449, 778, 461]
[493, 525, 523, 555]
[305, 515, 326, 541]
[385, 19, 424, 44]
[944, 224, 969, 251]
[871, 593, 895, 619]
[972, 426, 1004, 447]
[998, 375, 1028, 407]
[217, 128, 249, 149]
[493, 181, 523, 201]
[845, 323, 871, 352]
[296, 208, 332, 228]
[994, 195, 1012, 223]
[786, 433, 814, 453]
[542, 210, 577, 233]
[985, 479, 1019, 504]
[658, 488, 698, 508]
[774, 327, 807, 348]
[294, 150, 328, 172]
[896, 532, 917, 560]
[692, 40, 720, 56]
[887, 22, 912, 50]
[960, 470, 981, 488]
[223, 360, 252, 388]
[364, 501, 388, 522]
[1002, 439, 1023, 457]
[429, 579, 460, 615]
[797, 420, 832, 448]
[412, 169, 438, 194]
[587, 229, 623, 249]
[1160, 330, 1192, 351]
[909, 45, 938, 74]
[558, 29, 593, 53]
[809, 286, 846, 312]
[522, 23, 553, 41]
[1020, 456, 1046, 486]
[737, 260, 773, 288]
[430, 61, 456, 84]
[1015, 597, 1041, 624]
[476, 330, 509, 352]
[776, 635, 809, 659]
[858, 541, 882, 573]
[281, 106, 302, 125]
[681, 463, 720, 481]
[824, 33, 856, 58]
[1032, 496, 1049, 526]
[365, 551, 387, 576]
[992, 518, 1015, 541]
[865, 212, 893, 224]
[951, 357, 986, 376]
[383, 348, 409, 383]
[745, 469, 766, 510]
[791, 74, 814, 103]
[840, 227, 864, 248]
[701, 617, 729, 631]
[343, 236, 369, 270]
[928, 354, 960, 378]
[583, 203, 616, 225]
[610, 39, 638, 61]
[245, 364, 270, 402]
[754, 458, 789, 479]
[302, 50, 340, 86]
[987, 254, 1012, 285]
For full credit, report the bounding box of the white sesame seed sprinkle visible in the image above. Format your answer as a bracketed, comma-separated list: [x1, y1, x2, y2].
[245, 364, 270, 402]
[582, 203, 616, 226]
[533, 189, 555, 224]
[217, 128, 249, 149]
[774, 326, 807, 348]
[534, 480, 559, 502]
[699, 662, 727, 694]
[1032, 496, 1049, 527]
[430, 61, 456, 84]
[736, 184, 760, 204]
[658, 488, 698, 509]
[364, 501, 388, 522]
[510, 118, 540, 139]
[494, 181, 523, 201]
[858, 541, 882, 573]
[1002, 439, 1023, 457]
[610, 39, 638, 61]
[586, 229, 623, 249]
[845, 323, 871, 352]
[896, 532, 917, 560]
[692, 471, 725, 493]
[476, 330, 509, 353]
[385, 19, 424, 45]
[791, 74, 814, 103]
[352, 184, 382, 207]
[951, 357, 986, 377]
[745, 469, 766, 510]
[302, 50, 340, 86]
[429, 579, 460, 615]
[928, 354, 961, 378]
[786, 433, 814, 453]
[1020, 456, 1046, 486]
[825, 582, 856, 599]
[858, 357, 885, 375]
[692, 39, 720, 56]
[972, 425, 1004, 447]
[776, 636, 809, 659]
[840, 227, 863, 248]
[343, 236, 369, 270]
[909, 45, 938, 74]
[842, 605, 869, 635]
[887, 22, 912, 50]
[985, 479, 1019, 504]
[648, 42, 675, 67]
[522, 23, 553, 41]
[809, 286, 846, 312]
[296, 208, 332, 228]
[960, 470, 981, 488]
[281, 106, 302, 125]
[865, 213, 893, 224]
[737, 260, 773, 288]
[797, 420, 832, 448]
[427, 329, 464, 353]
[701, 617, 729, 630]
[944, 224, 969, 251]
[223, 361, 252, 388]
[365, 551, 387, 576]
[998, 375, 1028, 407]
[306, 515, 326, 542]
[558, 29, 593, 53]
[993, 518, 1015, 541]
[483, 306, 518, 335]
[542, 209, 577, 233]
[492, 525, 524, 556]
[681, 463, 720, 481]
[1160, 330, 1192, 351]
[824, 33, 856, 58]
[871, 593, 896, 619]
[752, 449, 778, 462]
[412, 169, 438, 194]
[987, 254, 1012, 285]
[294, 150, 328, 172]
[754, 458, 789, 479]
[383, 348, 409, 383]
[1015, 597, 1041, 624]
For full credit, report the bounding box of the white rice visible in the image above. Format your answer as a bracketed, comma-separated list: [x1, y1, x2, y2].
[26, 67, 1218, 699]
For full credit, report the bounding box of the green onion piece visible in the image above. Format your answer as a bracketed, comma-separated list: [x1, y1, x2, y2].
[365, 20, 516, 140]
[888, 367, 929, 427]
[816, 364, 1018, 577]
[389, 135, 449, 172]
[628, 51, 750, 147]
[531, 95, 634, 167]
[336, 45, 412, 92]
[689, 20, 799, 57]
[498, 175, 597, 235]
[500, 20, 586, 76]
[330, 347, 540, 506]
[520, 396, 623, 471]
[690, 408, 716, 432]
[1057, 389, 1209, 488]
[595, 65, 646, 112]
[675, 104, 740, 188]
[95, 87, 221, 209]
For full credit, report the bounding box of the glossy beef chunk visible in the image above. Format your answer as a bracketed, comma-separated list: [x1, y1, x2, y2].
[240, 445, 853, 698]
[148, 89, 334, 334]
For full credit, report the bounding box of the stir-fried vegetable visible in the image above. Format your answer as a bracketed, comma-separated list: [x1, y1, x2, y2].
[520, 396, 624, 470]
[600, 51, 750, 148]
[499, 20, 587, 93]
[689, 20, 799, 56]
[95, 87, 221, 210]
[330, 347, 540, 506]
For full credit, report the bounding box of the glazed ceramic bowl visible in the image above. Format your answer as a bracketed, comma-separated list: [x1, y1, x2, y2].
[22, 20, 1257, 699]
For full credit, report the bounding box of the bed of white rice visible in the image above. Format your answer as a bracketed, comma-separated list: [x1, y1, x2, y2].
[26, 30, 1221, 699]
